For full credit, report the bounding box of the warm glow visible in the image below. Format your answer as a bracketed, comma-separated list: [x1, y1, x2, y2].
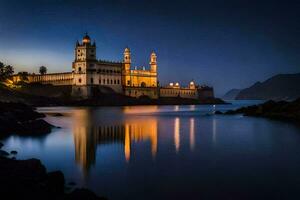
[82, 38, 90, 43]
[125, 125, 131, 162]
[125, 118, 158, 159]
[174, 117, 180, 153]
[169, 82, 174, 86]
[123, 106, 158, 114]
[71, 109, 158, 175]
[175, 82, 179, 86]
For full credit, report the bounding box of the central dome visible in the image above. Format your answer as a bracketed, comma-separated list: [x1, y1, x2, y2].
[82, 33, 91, 44]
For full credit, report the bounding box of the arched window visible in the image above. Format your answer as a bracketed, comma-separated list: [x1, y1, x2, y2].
[117, 80, 120, 84]
[141, 82, 146, 87]
[111, 79, 113, 84]
[114, 80, 116, 84]
[78, 67, 81, 72]
[91, 78, 94, 84]
[78, 78, 82, 83]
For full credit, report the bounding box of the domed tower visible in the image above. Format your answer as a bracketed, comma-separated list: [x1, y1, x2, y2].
[74, 33, 96, 62]
[150, 51, 157, 73]
[72, 33, 97, 98]
[123, 47, 131, 72]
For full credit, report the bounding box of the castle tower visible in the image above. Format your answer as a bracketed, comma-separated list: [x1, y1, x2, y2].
[150, 51, 157, 73]
[123, 47, 131, 72]
[75, 33, 96, 63]
[72, 33, 97, 98]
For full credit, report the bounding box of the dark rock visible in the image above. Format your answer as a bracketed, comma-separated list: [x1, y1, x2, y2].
[215, 111, 223, 114]
[0, 150, 9, 157]
[10, 150, 18, 155]
[224, 98, 300, 123]
[46, 171, 65, 194]
[16, 119, 53, 135]
[68, 181, 76, 186]
[0, 142, 3, 149]
[0, 102, 54, 138]
[67, 188, 107, 200]
[11, 156, 16, 160]
[0, 156, 104, 199]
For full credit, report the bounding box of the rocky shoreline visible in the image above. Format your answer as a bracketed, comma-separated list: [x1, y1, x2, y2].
[0, 150, 105, 199]
[0, 102, 55, 138]
[0, 102, 105, 199]
[216, 98, 300, 124]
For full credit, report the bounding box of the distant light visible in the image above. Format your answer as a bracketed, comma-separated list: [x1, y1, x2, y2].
[169, 82, 174, 86]
[190, 81, 194, 85]
[175, 82, 179, 86]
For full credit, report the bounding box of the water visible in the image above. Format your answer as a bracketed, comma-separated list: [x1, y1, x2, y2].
[2, 100, 300, 199]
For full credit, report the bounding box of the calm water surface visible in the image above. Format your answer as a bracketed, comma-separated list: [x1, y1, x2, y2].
[3, 100, 300, 199]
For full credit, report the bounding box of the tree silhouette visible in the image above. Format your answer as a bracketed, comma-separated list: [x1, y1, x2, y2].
[0, 62, 14, 82]
[39, 66, 47, 75]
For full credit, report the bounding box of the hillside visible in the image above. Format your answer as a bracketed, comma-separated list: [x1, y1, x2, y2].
[222, 89, 241, 100]
[235, 73, 300, 101]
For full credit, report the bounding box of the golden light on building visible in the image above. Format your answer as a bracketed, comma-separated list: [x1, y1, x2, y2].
[174, 117, 180, 153]
[169, 82, 174, 87]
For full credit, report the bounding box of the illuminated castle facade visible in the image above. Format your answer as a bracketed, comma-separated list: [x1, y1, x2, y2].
[72, 34, 158, 99]
[12, 34, 214, 99]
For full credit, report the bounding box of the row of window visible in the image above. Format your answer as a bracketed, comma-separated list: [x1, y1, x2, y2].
[162, 90, 196, 95]
[77, 54, 95, 58]
[78, 78, 120, 85]
[78, 67, 121, 74]
[77, 49, 95, 53]
[97, 69, 121, 74]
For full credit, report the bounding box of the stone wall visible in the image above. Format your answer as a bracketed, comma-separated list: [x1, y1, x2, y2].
[12, 72, 73, 86]
[160, 87, 198, 99]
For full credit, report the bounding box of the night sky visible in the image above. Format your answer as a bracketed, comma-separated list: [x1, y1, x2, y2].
[0, 0, 299, 96]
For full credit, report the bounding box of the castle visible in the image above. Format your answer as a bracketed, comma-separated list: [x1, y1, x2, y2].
[12, 34, 214, 99]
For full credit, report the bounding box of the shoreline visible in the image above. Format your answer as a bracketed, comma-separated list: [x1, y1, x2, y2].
[216, 98, 300, 124]
[0, 84, 228, 107]
[0, 103, 106, 199]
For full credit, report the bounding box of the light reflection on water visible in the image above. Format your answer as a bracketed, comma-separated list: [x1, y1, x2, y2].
[3, 101, 300, 200]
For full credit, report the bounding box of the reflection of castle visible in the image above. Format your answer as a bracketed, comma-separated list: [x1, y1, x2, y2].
[12, 33, 214, 99]
[72, 109, 158, 176]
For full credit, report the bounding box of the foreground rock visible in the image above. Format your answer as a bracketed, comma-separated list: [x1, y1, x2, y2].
[0, 102, 54, 138]
[221, 98, 300, 123]
[0, 156, 106, 200]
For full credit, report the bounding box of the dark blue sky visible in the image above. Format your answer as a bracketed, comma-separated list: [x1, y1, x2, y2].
[0, 0, 299, 96]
